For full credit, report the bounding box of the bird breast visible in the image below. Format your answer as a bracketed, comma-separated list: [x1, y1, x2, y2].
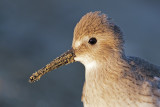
[82, 66, 156, 107]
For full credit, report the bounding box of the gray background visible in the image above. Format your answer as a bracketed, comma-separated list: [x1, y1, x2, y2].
[0, 0, 160, 107]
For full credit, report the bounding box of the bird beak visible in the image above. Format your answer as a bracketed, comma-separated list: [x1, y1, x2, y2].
[29, 48, 75, 83]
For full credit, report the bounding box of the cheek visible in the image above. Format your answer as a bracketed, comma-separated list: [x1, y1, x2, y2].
[74, 44, 88, 55]
[74, 46, 92, 64]
[74, 50, 88, 62]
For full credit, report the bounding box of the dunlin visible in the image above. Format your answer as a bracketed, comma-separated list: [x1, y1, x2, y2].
[29, 11, 160, 107]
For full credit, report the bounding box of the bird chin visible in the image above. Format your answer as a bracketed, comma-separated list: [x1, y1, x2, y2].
[75, 56, 97, 69]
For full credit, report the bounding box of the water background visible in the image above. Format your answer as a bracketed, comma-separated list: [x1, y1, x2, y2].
[0, 0, 160, 107]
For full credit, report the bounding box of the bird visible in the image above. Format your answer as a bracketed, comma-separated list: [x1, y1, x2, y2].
[29, 11, 160, 107]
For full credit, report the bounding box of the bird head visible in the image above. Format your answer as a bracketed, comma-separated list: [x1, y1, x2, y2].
[29, 11, 124, 83]
[72, 11, 124, 65]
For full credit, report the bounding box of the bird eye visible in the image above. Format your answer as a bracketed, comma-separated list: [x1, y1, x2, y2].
[88, 37, 97, 45]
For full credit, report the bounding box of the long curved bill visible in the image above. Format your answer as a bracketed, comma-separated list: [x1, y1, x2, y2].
[29, 48, 75, 83]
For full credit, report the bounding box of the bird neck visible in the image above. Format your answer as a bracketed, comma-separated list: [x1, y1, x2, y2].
[84, 51, 128, 84]
[82, 51, 132, 106]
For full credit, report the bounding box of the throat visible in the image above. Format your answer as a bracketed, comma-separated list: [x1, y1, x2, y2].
[85, 61, 98, 72]
[84, 54, 128, 84]
[82, 56, 131, 106]
[84, 60, 100, 81]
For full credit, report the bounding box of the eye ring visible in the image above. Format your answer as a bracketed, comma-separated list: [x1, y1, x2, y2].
[88, 37, 97, 45]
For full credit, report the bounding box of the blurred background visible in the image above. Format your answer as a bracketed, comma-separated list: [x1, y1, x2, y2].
[0, 0, 160, 107]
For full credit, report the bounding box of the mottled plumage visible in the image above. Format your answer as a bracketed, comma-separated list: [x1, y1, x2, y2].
[73, 11, 160, 107]
[29, 11, 160, 107]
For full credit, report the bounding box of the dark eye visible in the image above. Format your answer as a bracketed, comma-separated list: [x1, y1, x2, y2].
[88, 37, 97, 45]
